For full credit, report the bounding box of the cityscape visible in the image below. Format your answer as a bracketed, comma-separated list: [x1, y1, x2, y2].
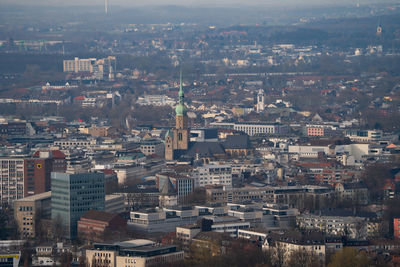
[0, 0, 400, 266]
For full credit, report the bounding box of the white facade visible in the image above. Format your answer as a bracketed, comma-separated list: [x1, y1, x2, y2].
[335, 144, 369, 163]
[238, 229, 267, 241]
[192, 164, 232, 188]
[63, 57, 96, 73]
[263, 239, 326, 267]
[0, 158, 25, 204]
[297, 214, 368, 240]
[234, 123, 288, 136]
[345, 130, 382, 143]
[256, 89, 265, 113]
[288, 145, 329, 158]
[54, 139, 94, 150]
[136, 95, 175, 106]
[211, 221, 250, 234]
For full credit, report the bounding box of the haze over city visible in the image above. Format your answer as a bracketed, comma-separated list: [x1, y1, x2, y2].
[0, 0, 399, 266]
[2, 0, 396, 7]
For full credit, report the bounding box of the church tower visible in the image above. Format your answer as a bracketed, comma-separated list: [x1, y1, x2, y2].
[165, 71, 189, 160]
[256, 89, 265, 113]
[165, 130, 174, 161]
[173, 71, 189, 150]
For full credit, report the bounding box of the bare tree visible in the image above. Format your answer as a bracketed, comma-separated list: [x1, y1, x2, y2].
[286, 249, 321, 267]
[52, 215, 65, 242]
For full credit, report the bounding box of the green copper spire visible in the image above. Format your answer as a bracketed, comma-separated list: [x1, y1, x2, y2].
[176, 69, 187, 116]
[178, 69, 184, 104]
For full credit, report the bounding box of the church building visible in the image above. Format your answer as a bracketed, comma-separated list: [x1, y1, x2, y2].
[165, 73, 252, 162]
[165, 73, 190, 160]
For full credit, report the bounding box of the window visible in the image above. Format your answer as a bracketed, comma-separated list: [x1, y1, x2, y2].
[178, 133, 182, 141]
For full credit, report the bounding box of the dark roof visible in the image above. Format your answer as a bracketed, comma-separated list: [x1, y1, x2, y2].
[340, 182, 367, 190]
[81, 210, 119, 223]
[317, 208, 377, 218]
[186, 142, 225, 158]
[160, 176, 176, 195]
[268, 231, 324, 245]
[223, 134, 251, 149]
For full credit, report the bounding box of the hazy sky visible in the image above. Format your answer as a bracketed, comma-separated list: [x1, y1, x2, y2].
[1, 0, 394, 7]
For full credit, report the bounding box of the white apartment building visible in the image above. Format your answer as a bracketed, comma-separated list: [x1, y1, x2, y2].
[192, 164, 232, 188]
[233, 123, 288, 136]
[263, 233, 326, 267]
[297, 214, 368, 240]
[63, 57, 96, 73]
[63, 56, 116, 80]
[0, 158, 25, 203]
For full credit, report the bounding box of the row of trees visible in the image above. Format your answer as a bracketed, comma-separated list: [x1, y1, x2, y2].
[167, 240, 373, 267]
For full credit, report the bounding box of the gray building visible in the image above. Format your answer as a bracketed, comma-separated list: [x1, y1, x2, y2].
[51, 172, 105, 239]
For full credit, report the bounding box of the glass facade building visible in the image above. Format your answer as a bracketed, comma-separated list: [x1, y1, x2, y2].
[51, 172, 105, 239]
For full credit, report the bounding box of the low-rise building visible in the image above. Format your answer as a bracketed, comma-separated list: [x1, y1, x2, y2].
[0, 251, 20, 267]
[105, 194, 126, 214]
[156, 173, 194, 202]
[206, 185, 333, 206]
[77, 210, 126, 243]
[297, 211, 369, 240]
[238, 229, 268, 242]
[345, 129, 382, 143]
[176, 224, 202, 247]
[86, 240, 183, 267]
[140, 139, 164, 156]
[335, 183, 369, 205]
[14, 191, 51, 238]
[263, 231, 326, 266]
[233, 122, 289, 136]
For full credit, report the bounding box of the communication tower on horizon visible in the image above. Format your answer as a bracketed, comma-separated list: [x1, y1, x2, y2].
[105, 0, 108, 15]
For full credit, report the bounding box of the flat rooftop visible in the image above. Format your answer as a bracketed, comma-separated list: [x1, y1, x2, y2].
[14, 191, 51, 202]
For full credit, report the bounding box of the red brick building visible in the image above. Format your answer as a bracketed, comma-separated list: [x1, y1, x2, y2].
[23, 158, 52, 196]
[77, 210, 126, 242]
[23, 150, 67, 196]
[307, 127, 325, 137]
[394, 218, 400, 239]
[32, 150, 67, 173]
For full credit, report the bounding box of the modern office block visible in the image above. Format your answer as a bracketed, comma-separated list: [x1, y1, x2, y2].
[51, 172, 105, 239]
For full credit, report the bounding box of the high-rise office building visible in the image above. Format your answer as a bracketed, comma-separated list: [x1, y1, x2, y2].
[0, 158, 25, 204]
[0, 152, 66, 204]
[51, 172, 105, 239]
